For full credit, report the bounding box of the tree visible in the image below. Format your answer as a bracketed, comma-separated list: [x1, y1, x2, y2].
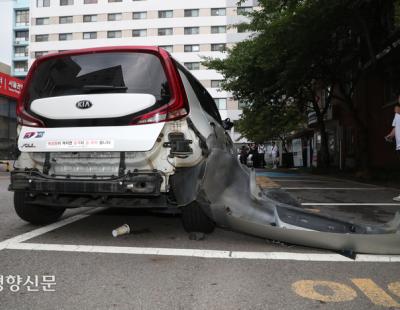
[205, 0, 398, 170]
[236, 100, 306, 150]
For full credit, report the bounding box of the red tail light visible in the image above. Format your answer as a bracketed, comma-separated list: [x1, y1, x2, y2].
[16, 97, 45, 128]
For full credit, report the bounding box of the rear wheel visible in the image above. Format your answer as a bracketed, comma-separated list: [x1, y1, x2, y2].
[181, 202, 215, 233]
[14, 192, 66, 225]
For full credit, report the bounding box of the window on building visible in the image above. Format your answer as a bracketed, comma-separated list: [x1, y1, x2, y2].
[107, 30, 122, 38]
[211, 8, 226, 16]
[214, 98, 227, 110]
[211, 43, 226, 52]
[158, 10, 173, 18]
[14, 46, 28, 57]
[83, 15, 97, 22]
[211, 26, 226, 34]
[59, 16, 73, 24]
[184, 45, 200, 52]
[59, 33, 72, 41]
[159, 45, 173, 53]
[84, 0, 97, 3]
[184, 62, 200, 70]
[36, 0, 50, 7]
[132, 11, 146, 19]
[60, 0, 73, 5]
[158, 28, 173, 36]
[132, 29, 146, 37]
[237, 6, 253, 15]
[83, 32, 97, 39]
[15, 10, 29, 26]
[238, 100, 248, 109]
[35, 51, 48, 58]
[36, 17, 49, 25]
[15, 31, 29, 42]
[211, 80, 222, 88]
[35, 34, 49, 42]
[108, 13, 122, 21]
[14, 61, 28, 73]
[184, 9, 199, 17]
[184, 27, 199, 35]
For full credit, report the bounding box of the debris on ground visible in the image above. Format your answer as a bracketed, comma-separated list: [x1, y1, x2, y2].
[189, 232, 206, 241]
[112, 224, 131, 237]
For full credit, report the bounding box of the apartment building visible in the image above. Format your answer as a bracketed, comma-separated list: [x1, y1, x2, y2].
[29, 0, 258, 142]
[12, 0, 30, 78]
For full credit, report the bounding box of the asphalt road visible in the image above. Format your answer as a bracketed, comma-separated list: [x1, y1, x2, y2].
[0, 171, 399, 310]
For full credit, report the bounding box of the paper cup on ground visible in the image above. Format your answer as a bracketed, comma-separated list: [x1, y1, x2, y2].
[112, 224, 130, 237]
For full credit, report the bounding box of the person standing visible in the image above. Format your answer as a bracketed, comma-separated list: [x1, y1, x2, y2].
[239, 145, 248, 165]
[258, 144, 266, 168]
[385, 99, 400, 201]
[271, 142, 279, 169]
[249, 144, 259, 167]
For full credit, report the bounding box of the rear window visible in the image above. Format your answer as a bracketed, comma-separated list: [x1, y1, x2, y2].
[27, 52, 171, 105]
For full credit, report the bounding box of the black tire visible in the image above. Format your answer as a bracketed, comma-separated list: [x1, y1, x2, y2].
[181, 202, 215, 233]
[14, 192, 66, 225]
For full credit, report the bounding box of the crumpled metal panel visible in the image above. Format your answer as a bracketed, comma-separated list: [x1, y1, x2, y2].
[186, 135, 400, 254]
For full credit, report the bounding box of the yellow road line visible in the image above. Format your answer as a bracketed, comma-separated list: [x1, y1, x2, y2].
[292, 280, 357, 302]
[352, 278, 400, 307]
[388, 282, 400, 298]
[256, 176, 280, 189]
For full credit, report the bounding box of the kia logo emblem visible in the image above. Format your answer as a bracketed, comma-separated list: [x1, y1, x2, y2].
[76, 100, 92, 109]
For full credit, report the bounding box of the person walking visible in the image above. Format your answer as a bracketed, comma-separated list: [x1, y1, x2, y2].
[385, 99, 400, 201]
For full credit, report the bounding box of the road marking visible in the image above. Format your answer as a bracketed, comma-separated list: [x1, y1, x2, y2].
[3, 243, 400, 262]
[352, 278, 400, 307]
[269, 179, 330, 182]
[388, 282, 400, 297]
[283, 187, 383, 190]
[0, 208, 104, 250]
[292, 280, 357, 302]
[301, 203, 400, 206]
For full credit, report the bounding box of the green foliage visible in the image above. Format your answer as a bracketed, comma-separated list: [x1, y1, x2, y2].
[204, 0, 397, 150]
[395, 0, 400, 27]
[236, 102, 306, 144]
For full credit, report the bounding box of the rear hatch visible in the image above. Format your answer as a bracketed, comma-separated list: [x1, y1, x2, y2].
[17, 49, 188, 152]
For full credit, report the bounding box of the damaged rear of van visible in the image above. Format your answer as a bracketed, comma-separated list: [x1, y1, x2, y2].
[9, 46, 227, 232]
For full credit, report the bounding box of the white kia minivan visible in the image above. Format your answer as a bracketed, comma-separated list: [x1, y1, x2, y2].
[10, 46, 234, 232]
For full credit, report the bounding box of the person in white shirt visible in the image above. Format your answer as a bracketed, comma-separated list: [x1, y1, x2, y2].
[385, 99, 400, 201]
[271, 142, 279, 169]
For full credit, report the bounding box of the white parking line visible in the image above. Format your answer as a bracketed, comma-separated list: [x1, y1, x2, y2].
[283, 187, 383, 190]
[0, 208, 105, 250]
[301, 203, 400, 206]
[0, 206, 398, 263]
[3, 242, 400, 262]
[272, 179, 330, 182]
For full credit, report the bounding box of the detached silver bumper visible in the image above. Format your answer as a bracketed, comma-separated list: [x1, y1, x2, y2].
[198, 147, 400, 254]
